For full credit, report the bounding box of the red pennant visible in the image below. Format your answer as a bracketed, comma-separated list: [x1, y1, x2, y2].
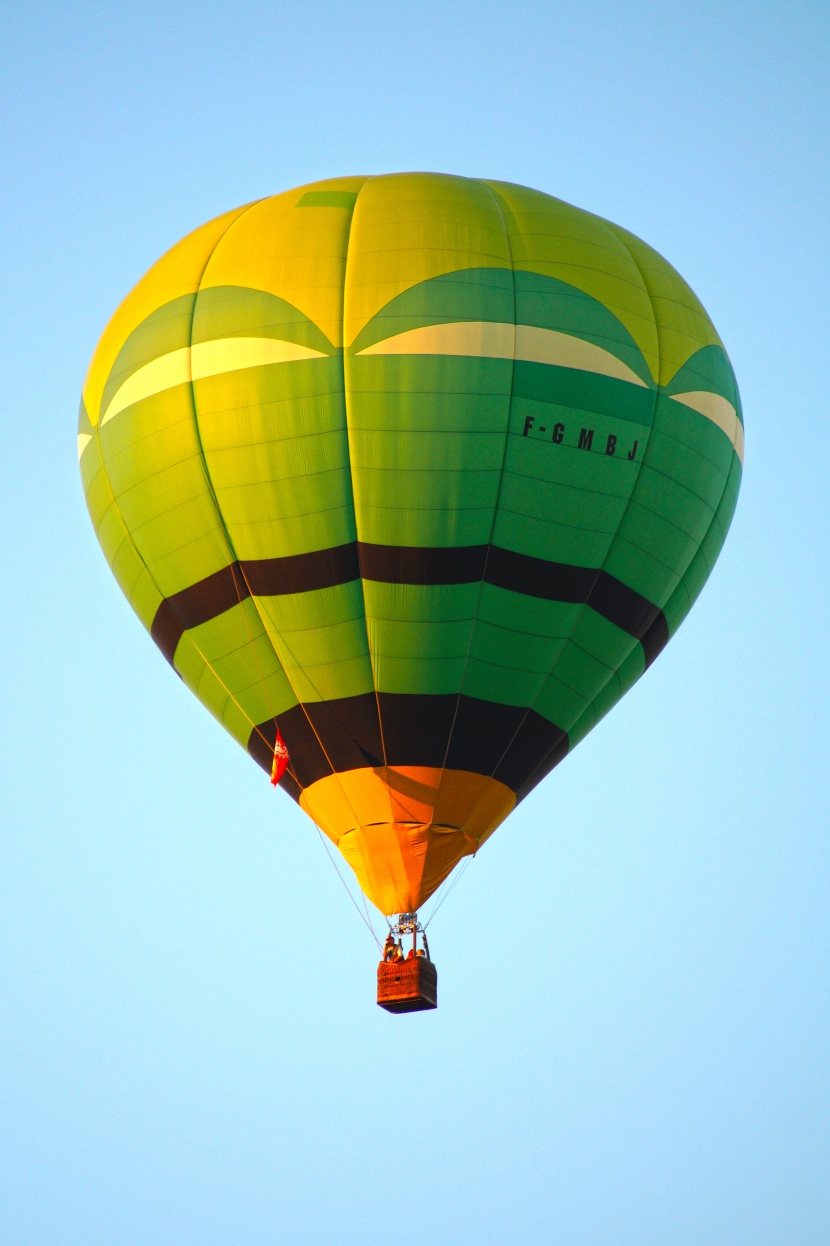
[270, 727, 289, 787]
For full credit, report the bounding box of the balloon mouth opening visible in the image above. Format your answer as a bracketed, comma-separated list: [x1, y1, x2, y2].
[296, 766, 516, 914]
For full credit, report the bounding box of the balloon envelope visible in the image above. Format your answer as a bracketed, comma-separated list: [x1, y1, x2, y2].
[79, 174, 743, 915]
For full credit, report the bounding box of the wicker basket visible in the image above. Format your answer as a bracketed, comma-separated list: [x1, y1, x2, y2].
[377, 957, 438, 1013]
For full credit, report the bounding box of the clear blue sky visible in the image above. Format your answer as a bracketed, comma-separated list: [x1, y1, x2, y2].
[1, 2, 828, 1243]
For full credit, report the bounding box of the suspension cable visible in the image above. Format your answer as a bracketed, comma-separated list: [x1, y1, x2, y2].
[314, 825, 382, 951]
[423, 855, 474, 930]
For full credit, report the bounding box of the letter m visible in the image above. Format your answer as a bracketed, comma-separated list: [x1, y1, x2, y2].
[578, 428, 594, 451]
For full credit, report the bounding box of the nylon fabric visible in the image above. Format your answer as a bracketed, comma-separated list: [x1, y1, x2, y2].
[79, 173, 743, 915]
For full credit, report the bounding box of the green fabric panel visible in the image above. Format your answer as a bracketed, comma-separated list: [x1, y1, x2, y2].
[602, 221, 722, 385]
[662, 457, 741, 637]
[191, 365, 373, 708]
[534, 673, 593, 734]
[82, 452, 163, 632]
[350, 474, 502, 546]
[470, 618, 569, 675]
[347, 356, 512, 430]
[513, 270, 653, 384]
[190, 285, 336, 354]
[349, 267, 514, 353]
[512, 362, 655, 425]
[192, 357, 354, 560]
[174, 620, 296, 750]
[463, 623, 568, 708]
[368, 604, 472, 696]
[664, 343, 742, 418]
[565, 611, 641, 680]
[632, 464, 717, 545]
[655, 392, 735, 474]
[492, 507, 615, 568]
[644, 420, 731, 510]
[185, 604, 293, 701]
[349, 426, 506, 474]
[256, 583, 373, 704]
[496, 466, 629, 548]
[97, 383, 231, 593]
[493, 411, 645, 564]
[568, 644, 645, 749]
[600, 374, 737, 612]
[362, 580, 480, 624]
[539, 636, 616, 710]
[80, 172, 743, 807]
[478, 585, 580, 637]
[80, 412, 164, 632]
[463, 585, 642, 717]
[100, 294, 196, 417]
[372, 653, 469, 697]
[462, 658, 558, 708]
[483, 180, 662, 381]
[297, 190, 358, 209]
[608, 500, 698, 598]
[367, 613, 472, 662]
[345, 354, 512, 548]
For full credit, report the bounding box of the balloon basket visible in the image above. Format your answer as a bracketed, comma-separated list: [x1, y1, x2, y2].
[377, 957, 437, 1013]
[377, 912, 437, 1012]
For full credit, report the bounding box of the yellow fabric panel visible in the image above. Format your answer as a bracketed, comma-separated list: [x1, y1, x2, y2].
[199, 177, 368, 348]
[300, 766, 515, 913]
[357, 319, 649, 386]
[483, 179, 662, 381]
[99, 337, 328, 427]
[82, 203, 253, 424]
[357, 319, 516, 358]
[343, 173, 513, 346]
[603, 222, 723, 384]
[516, 324, 649, 385]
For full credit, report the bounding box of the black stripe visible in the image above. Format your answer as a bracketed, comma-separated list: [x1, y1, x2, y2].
[150, 541, 668, 667]
[242, 542, 359, 597]
[641, 612, 670, 668]
[149, 544, 358, 666]
[248, 692, 568, 800]
[151, 564, 249, 664]
[358, 542, 488, 584]
[485, 544, 595, 601]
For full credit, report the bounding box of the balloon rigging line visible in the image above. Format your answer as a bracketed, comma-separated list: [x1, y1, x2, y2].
[314, 824, 382, 950]
[423, 855, 473, 930]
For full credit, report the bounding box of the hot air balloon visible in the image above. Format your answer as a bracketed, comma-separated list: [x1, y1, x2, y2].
[78, 174, 742, 1010]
